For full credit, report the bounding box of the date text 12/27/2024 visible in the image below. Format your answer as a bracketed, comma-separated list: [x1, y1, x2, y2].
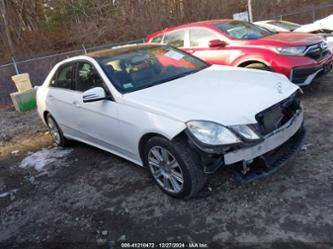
[120, 242, 208, 248]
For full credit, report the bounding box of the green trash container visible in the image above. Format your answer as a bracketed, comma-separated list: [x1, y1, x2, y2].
[10, 88, 37, 112]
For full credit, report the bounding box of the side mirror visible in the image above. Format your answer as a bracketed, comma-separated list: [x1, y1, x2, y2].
[208, 39, 227, 48]
[82, 87, 106, 103]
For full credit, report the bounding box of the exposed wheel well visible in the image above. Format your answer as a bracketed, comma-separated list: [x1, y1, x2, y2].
[43, 111, 50, 123]
[138, 133, 164, 166]
[237, 60, 270, 68]
[138, 131, 188, 166]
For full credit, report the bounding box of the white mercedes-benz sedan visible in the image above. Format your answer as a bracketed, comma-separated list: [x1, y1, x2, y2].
[37, 44, 305, 198]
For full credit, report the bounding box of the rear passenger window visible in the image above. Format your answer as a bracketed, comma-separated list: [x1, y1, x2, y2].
[164, 30, 185, 48]
[75, 62, 105, 92]
[51, 64, 74, 89]
[151, 35, 163, 43]
[189, 28, 219, 47]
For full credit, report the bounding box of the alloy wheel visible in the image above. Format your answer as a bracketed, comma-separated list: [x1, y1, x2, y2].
[148, 146, 184, 193]
[47, 117, 61, 144]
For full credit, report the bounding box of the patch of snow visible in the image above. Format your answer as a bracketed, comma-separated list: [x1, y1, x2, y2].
[0, 189, 18, 198]
[19, 147, 72, 172]
[118, 235, 126, 241]
[302, 143, 313, 151]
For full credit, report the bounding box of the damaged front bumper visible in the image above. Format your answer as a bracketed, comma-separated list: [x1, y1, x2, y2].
[231, 126, 306, 183]
[224, 109, 303, 165]
[188, 109, 305, 182]
[290, 57, 333, 86]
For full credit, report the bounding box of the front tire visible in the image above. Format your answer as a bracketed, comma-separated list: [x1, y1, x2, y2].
[46, 114, 67, 147]
[144, 136, 206, 199]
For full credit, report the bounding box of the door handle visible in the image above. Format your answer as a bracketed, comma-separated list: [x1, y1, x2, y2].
[48, 95, 54, 98]
[187, 50, 195, 53]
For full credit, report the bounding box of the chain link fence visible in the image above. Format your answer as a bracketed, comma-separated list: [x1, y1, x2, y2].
[0, 39, 144, 106]
[271, 3, 333, 24]
[1, 3, 333, 106]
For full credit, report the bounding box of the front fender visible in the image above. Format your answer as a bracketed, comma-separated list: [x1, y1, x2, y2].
[115, 103, 186, 165]
[229, 47, 277, 68]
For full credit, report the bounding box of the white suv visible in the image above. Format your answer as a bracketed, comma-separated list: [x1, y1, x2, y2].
[37, 44, 305, 198]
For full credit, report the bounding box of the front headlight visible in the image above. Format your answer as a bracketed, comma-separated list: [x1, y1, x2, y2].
[186, 121, 241, 146]
[275, 46, 306, 56]
[230, 125, 261, 141]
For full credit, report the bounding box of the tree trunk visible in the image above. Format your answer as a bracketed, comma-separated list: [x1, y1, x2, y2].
[0, 0, 15, 56]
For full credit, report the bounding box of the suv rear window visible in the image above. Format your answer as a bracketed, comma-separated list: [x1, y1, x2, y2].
[151, 35, 163, 43]
[163, 30, 185, 48]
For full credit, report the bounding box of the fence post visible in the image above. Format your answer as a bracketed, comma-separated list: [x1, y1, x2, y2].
[312, 5, 316, 22]
[82, 44, 87, 54]
[248, 0, 253, 22]
[11, 57, 19, 75]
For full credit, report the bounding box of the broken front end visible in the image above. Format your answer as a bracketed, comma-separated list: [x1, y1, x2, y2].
[186, 91, 306, 182]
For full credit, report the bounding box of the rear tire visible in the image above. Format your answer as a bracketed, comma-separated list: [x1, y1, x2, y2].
[144, 136, 206, 199]
[244, 63, 271, 71]
[46, 114, 68, 147]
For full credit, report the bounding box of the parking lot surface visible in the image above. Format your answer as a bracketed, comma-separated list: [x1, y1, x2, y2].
[0, 72, 333, 249]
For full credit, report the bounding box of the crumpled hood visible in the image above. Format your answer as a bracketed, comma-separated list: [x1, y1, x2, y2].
[122, 65, 299, 126]
[295, 23, 327, 33]
[313, 14, 333, 31]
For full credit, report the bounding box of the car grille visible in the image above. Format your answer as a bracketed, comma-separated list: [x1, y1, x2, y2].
[305, 42, 329, 60]
[255, 93, 301, 135]
[291, 67, 320, 84]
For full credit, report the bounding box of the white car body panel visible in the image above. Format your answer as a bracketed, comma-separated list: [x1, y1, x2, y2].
[294, 16, 333, 52]
[255, 18, 333, 52]
[326, 36, 333, 52]
[37, 55, 300, 167]
[298, 14, 333, 32]
[316, 14, 333, 30]
[254, 21, 290, 32]
[295, 23, 325, 33]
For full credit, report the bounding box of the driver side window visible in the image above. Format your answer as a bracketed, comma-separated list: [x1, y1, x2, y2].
[75, 62, 105, 92]
[50, 63, 75, 89]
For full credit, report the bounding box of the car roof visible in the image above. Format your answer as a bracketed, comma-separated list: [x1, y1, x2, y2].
[254, 20, 274, 24]
[171, 19, 235, 29]
[189, 19, 233, 25]
[87, 43, 162, 59]
[146, 19, 241, 41]
[256, 20, 298, 24]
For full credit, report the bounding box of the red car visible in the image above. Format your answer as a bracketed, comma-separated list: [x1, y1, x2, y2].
[146, 20, 333, 86]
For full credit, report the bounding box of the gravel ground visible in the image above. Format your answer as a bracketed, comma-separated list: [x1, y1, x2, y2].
[0, 72, 332, 249]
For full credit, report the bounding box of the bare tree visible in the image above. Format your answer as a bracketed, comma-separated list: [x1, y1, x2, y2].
[0, 0, 15, 56]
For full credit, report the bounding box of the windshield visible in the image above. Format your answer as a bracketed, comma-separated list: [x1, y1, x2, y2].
[98, 46, 208, 93]
[267, 20, 301, 31]
[213, 21, 274, 40]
